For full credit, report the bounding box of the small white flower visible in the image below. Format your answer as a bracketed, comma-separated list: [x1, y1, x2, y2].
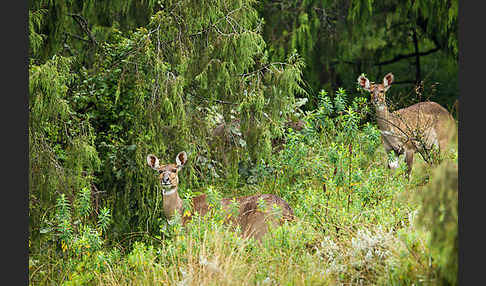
[177, 267, 191, 286]
[365, 249, 373, 261]
[199, 255, 222, 274]
[261, 277, 274, 285]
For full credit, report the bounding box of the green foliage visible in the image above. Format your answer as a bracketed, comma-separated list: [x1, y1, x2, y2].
[29, 55, 72, 126]
[30, 188, 113, 285]
[29, 1, 458, 285]
[55, 189, 111, 256]
[29, 9, 47, 56]
[97, 207, 112, 234]
[55, 194, 73, 244]
[348, 0, 458, 56]
[75, 187, 91, 219]
[415, 161, 458, 285]
[29, 0, 159, 63]
[29, 55, 100, 245]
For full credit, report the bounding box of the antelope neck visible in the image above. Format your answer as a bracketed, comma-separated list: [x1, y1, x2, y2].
[374, 103, 392, 132]
[162, 187, 183, 218]
[162, 187, 177, 196]
[374, 102, 404, 154]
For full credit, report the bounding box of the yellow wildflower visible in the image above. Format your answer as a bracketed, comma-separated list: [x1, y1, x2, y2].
[61, 241, 67, 252]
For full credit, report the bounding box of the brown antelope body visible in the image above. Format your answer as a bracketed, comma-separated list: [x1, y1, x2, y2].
[147, 151, 294, 241]
[357, 73, 456, 176]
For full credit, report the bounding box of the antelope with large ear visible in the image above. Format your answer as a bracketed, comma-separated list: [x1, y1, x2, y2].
[147, 151, 294, 241]
[357, 73, 456, 177]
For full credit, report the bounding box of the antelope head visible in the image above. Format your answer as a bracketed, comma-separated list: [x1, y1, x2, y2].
[358, 73, 394, 109]
[146, 151, 188, 191]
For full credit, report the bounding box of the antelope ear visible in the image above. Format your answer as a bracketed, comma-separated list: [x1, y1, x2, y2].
[383, 73, 394, 90]
[146, 154, 160, 170]
[175, 151, 188, 168]
[357, 74, 371, 91]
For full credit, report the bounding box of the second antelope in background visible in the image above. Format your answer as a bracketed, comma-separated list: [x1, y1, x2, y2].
[357, 73, 456, 177]
[147, 151, 294, 241]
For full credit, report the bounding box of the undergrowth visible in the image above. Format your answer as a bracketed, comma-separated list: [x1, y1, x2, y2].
[29, 89, 458, 285]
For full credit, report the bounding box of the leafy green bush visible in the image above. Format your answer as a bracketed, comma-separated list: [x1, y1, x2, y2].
[30, 187, 112, 285]
[415, 160, 458, 285]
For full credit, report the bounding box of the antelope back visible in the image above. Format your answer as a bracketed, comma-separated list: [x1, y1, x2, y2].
[221, 194, 294, 241]
[179, 193, 294, 241]
[393, 101, 455, 151]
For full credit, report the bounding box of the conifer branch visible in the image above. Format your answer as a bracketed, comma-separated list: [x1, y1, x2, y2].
[240, 62, 290, 78]
[68, 13, 98, 47]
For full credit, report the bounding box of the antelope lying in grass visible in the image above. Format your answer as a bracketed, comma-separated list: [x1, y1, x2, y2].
[357, 73, 456, 177]
[147, 151, 294, 241]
